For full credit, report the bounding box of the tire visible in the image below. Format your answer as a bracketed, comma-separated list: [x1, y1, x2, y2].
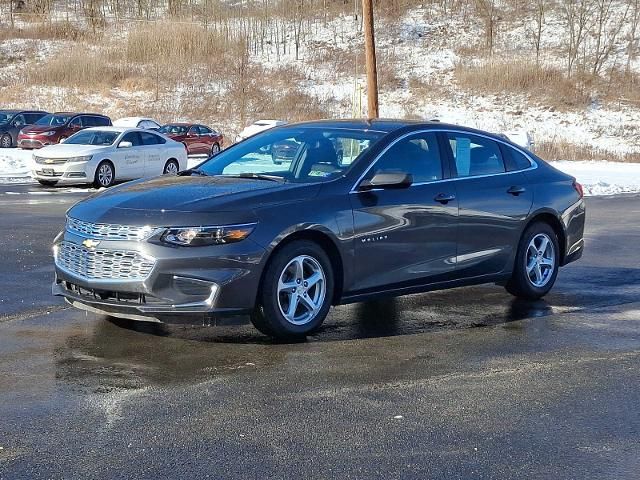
[37, 180, 57, 187]
[506, 222, 560, 300]
[163, 159, 179, 175]
[210, 143, 220, 156]
[0, 133, 12, 148]
[94, 161, 115, 188]
[251, 240, 334, 339]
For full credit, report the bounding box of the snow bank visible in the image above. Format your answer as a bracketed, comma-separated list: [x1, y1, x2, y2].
[0, 148, 638, 196]
[549, 161, 640, 196]
[0, 149, 32, 182]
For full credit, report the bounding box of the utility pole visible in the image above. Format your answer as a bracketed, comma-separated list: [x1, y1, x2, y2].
[361, 0, 379, 118]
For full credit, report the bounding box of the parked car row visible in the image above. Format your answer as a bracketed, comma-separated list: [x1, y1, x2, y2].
[0, 109, 226, 155]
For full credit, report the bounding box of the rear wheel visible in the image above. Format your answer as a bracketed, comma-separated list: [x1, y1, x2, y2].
[210, 143, 220, 156]
[506, 222, 559, 299]
[251, 240, 334, 339]
[0, 133, 12, 148]
[94, 161, 115, 188]
[163, 159, 179, 175]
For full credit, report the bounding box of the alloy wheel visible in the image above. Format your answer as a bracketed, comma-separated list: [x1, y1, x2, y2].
[164, 160, 179, 175]
[211, 144, 220, 155]
[0, 134, 11, 148]
[277, 255, 326, 326]
[97, 163, 113, 187]
[525, 233, 555, 288]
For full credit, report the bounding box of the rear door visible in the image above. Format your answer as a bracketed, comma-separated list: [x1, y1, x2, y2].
[441, 131, 533, 278]
[350, 131, 459, 292]
[140, 131, 165, 176]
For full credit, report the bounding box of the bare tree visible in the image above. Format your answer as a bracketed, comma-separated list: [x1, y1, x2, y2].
[474, 0, 500, 56]
[525, 0, 548, 65]
[561, 0, 596, 76]
[590, 0, 629, 75]
[625, 0, 640, 75]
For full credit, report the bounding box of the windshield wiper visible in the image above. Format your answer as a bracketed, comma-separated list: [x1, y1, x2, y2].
[178, 168, 208, 177]
[226, 173, 285, 182]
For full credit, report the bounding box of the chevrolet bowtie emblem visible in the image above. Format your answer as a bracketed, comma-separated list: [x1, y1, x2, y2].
[82, 239, 101, 249]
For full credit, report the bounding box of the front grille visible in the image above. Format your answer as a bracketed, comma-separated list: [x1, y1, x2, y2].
[66, 217, 159, 241]
[56, 241, 155, 281]
[34, 156, 67, 165]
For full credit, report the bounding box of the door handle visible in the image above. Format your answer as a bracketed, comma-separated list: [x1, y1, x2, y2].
[507, 186, 526, 196]
[434, 193, 456, 204]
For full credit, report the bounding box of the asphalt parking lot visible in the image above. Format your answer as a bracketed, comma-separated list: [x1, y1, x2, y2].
[0, 183, 639, 479]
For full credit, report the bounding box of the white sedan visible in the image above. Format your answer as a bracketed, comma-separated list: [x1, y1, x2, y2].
[31, 127, 188, 188]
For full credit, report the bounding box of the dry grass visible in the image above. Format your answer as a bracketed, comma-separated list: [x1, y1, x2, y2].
[0, 21, 94, 41]
[27, 49, 133, 88]
[537, 139, 640, 163]
[455, 60, 590, 108]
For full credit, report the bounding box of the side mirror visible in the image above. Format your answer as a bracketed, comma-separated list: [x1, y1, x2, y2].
[359, 172, 413, 191]
[118, 140, 133, 148]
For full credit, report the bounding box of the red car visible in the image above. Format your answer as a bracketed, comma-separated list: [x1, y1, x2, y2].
[17, 112, 111, 149]
[158, 123, 223, 156]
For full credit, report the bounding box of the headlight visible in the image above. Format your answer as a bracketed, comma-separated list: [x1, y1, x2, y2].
[67, 155, 92, 163]
[42, 131, 56, 136]
[160, 223, 256, 246]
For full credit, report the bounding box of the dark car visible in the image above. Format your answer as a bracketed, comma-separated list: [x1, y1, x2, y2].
[52, 120, 586, 339]
[0, 110, 48, 148]
[158, 123, 224, 156]
[17, 113, 112, 149]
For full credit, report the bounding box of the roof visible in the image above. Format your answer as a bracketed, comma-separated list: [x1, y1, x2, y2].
[51, 112, 109, 117]
[288, 118, 511, 141]
[162, 122, 194, 126]
[82, 126, 147, 133]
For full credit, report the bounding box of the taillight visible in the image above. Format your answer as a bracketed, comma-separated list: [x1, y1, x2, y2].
[573, 180, 584, 198]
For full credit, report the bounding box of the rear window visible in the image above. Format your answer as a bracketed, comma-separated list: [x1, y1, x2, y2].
[140, 131, 165, 145]
[502, 144, 533, 171]
[445, 133, 506, 177]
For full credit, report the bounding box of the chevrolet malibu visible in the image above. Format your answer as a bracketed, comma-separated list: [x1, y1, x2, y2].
[32, 127, 188, 187]
[52, 120, 586, 339]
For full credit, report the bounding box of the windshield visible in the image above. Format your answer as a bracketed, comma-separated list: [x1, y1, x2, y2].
[159, 125, 188, 135]
[197, 126, 384, 183]
[35, 114, 72, 127]
[0, 112, 16, 124]
[65, 130, 119, 146]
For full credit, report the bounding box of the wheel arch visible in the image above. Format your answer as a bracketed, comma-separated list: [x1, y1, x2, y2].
[260, 228, 345, 305]
[522, 210, 567, 264]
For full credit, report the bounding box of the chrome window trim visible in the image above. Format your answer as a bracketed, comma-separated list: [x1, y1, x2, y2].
[349, 128, 538, 193]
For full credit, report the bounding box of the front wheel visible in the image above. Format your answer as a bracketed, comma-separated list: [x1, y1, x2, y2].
[506, 222, 560, 299]
[163, 159, 179, 175]
[0, 133, 12, 148]
[94, 161, 115, 188]
[251, 240, 334, 339]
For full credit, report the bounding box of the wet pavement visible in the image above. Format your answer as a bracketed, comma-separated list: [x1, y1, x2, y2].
[0, 184, 639, 479]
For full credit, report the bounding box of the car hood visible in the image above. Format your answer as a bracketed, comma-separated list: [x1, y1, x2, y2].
[21, 125, 60, 134]
[37, 144, 109, 158]
[68, 175, 322, 226]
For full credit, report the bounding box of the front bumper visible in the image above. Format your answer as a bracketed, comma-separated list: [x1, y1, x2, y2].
[31, 160, 91, 184]
[53, 230, 267, 322]
[18, 138, 53, 149]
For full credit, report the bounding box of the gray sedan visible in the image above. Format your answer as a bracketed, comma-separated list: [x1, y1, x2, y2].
[52, 120, 586, 339]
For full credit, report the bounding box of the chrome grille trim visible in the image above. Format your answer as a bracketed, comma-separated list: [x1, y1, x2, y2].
[34, 156, 67, 165]
[66, 217, 159, 241]
[55, 241, 155, 281]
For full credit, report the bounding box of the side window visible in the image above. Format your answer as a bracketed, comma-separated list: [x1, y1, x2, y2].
[446, 133, 505, 177]
[502, 144, 533, 171]
[98, 116, 111, 126]
[24, 113, 43, 124]
[120, 132, 142, 147]
[12, 114, 26, 127]
[187, 126, 198, 136]
[69, 117, 82, 128]
[199, 126, 212, 134]
[140, 132, 161, 145]
[367, 132, 443, 183]
[81, 116, 95, 127]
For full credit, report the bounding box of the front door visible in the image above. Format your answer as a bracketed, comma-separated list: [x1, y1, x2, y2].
[116, 132, 145, 179]
[350, 131, 459, 292]
[442, 132, 533, 277]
